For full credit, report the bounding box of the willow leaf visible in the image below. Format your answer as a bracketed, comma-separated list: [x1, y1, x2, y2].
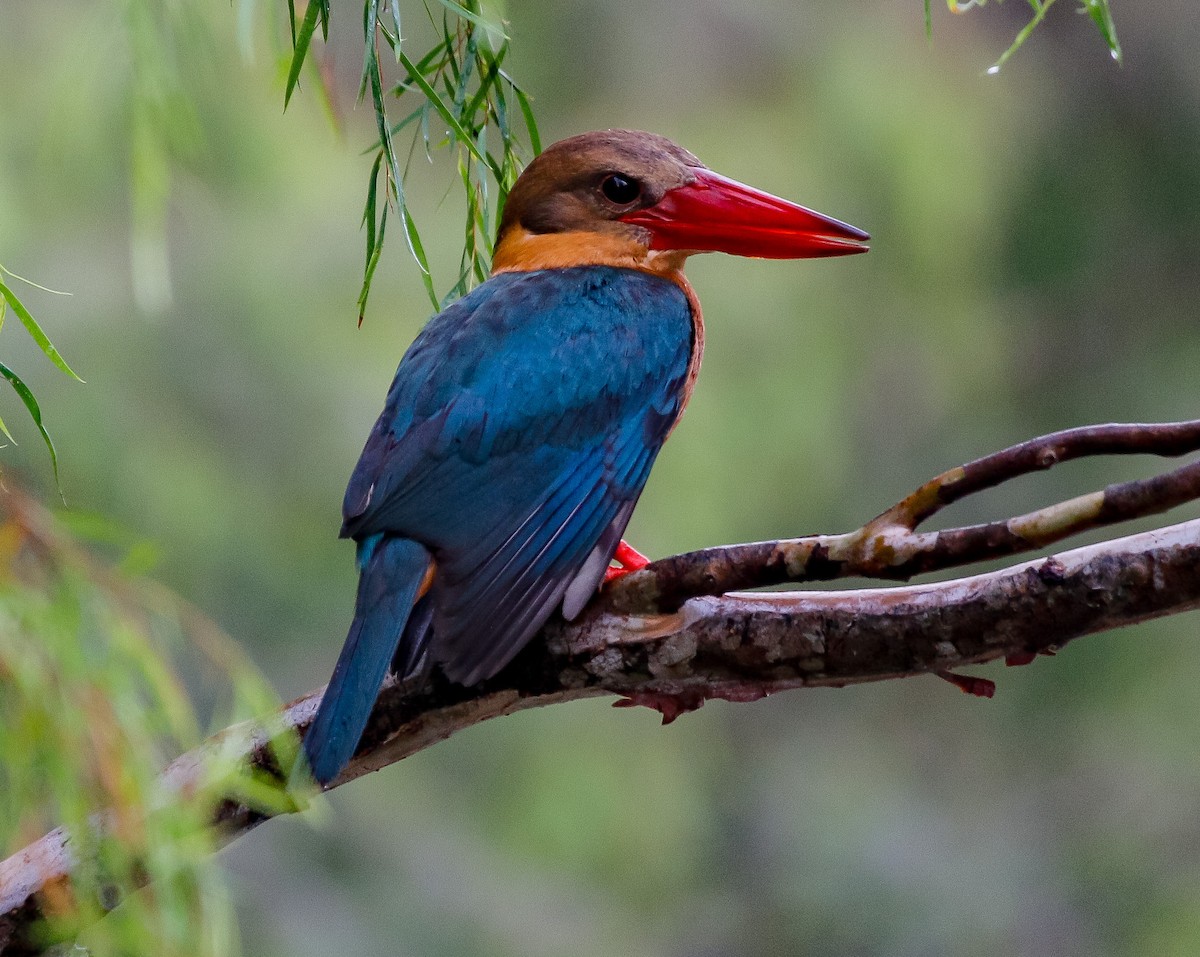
[510, 83, 541, 154]
[284, 0, 323, 107]
[0, 360, 60, 487]
[426, 0, 501, 33]
[1083, 0, 1121, 63]
[0, 408, 15, 446]
[396, 50, 490, 168]
[0, 279, 83, 382]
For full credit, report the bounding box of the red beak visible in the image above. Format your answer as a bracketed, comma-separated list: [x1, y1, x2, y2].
[619, 168, 869, 259]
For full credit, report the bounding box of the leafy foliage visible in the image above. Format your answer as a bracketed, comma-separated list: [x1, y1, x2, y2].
[0, 0, 206, 486]
[925, 0, 1122, 71]
[0, 267, 83, 488]
[0, 489, 293, 956]
[284, 0, 541, 316]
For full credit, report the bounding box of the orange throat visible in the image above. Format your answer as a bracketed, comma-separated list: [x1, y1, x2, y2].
[491, 226, 706, 414]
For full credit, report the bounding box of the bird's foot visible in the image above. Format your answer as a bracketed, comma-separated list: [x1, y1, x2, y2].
[937, 670, 996, 698]
[603, 539, 651, 584]
[937, 647, 1057, 696]
[614, 684, 771, 724]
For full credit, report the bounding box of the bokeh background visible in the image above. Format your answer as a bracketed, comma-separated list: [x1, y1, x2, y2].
[4, 2, 1200, 955]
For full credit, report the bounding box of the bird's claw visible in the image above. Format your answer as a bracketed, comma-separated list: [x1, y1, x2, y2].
[603, 539, 651, 583]
[938, 646, 1058, 697]
[1005, 646, 1058, 667]
[937, 670, 996, 698]
[613, 689, 706, 724]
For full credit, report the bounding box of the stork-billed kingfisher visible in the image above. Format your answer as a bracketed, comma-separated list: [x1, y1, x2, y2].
[303, 129, 868, 785]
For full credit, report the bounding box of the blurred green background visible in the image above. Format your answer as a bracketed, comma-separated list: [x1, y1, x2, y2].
[4, 2, 1200, 955]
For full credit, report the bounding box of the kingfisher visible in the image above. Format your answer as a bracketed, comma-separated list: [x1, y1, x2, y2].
[303, 129, 868, 785]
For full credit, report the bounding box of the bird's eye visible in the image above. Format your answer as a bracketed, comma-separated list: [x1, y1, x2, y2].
[600, 173, 641, 205]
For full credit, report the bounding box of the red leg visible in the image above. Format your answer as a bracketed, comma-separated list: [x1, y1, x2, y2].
[603, 539, 651, 583]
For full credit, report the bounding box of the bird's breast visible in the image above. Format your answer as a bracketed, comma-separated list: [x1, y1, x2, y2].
[490, 230, 705, 429]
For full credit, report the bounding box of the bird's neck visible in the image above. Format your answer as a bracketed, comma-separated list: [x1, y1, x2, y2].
[492, 225, 685, 281]
[491, 225, 706, 425]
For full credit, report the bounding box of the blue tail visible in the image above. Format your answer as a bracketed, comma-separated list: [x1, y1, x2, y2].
[303, 535, 432, 785]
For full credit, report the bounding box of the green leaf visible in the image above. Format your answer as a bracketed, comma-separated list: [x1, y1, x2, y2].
[452, 33, 478, 121]
[358, 201, 388, 321]
[463, 45, 506, 122]
[401, 205, 437, 307]
[442, 16, 463, 88]
[358, 152, 389, 322]
[359, 0, 381, 104]
[0, 279, 84, 382]
[1082, 0, 1121, 64]
[362, 151, 383, 255]
[284, 0, 323, 107]
[426, 0, 504, 35]
[388, 0, 402, 41]
[0, 408, 16, 446]
[0, 360, 60, 488]
[396, 50, 490, 168]
[492, 89, 511, 149]
[419, 102, 433, 158]
[511, 81, 541, 154]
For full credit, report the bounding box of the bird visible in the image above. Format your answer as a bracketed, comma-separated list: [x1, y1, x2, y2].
[302, 129, 868, 785]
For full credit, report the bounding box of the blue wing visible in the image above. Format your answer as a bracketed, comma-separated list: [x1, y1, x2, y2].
[341, 266, 693, 684]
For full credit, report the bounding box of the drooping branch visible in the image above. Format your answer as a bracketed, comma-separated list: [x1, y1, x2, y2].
[3, 421, 1200, 955]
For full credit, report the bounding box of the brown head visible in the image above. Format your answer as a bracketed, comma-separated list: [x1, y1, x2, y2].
[491, 129, 868, 275]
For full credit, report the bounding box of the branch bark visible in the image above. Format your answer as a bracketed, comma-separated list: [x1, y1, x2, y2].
[3, 421, 1200, 954]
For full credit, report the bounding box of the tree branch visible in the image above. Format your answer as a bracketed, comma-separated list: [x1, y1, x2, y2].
[605, 420, 1200, 613]
[3, 421, 1200, 954]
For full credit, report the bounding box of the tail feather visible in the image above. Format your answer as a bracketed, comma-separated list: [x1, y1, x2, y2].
[303, 536, 432, 786]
